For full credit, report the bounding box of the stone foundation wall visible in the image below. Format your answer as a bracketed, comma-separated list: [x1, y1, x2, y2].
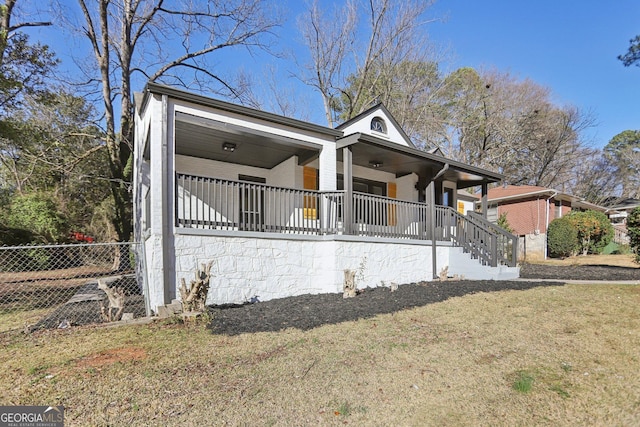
[169, 233, 441, 307]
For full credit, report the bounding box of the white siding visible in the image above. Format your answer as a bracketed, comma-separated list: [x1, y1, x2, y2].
[339, 109, 411, 146]
[396, 173, 419, 202]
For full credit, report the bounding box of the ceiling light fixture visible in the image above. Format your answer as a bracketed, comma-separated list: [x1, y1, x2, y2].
[369, 160, 383, 168]
[222, 142, 236, 152]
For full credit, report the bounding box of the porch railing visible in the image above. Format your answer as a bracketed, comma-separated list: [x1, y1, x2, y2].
[432, 207, 517, 267]
[176, 174, 432, 239]
[612, 224, 629, 245]
[175, 173, 516, 267]
[176, 173, 343, 235]
[349, 192, 430, 239]
[466, 210, 518, 267]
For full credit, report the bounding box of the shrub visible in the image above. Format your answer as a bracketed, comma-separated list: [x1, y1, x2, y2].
[547, 216, 578, 258]
[497, 212, 513, 233]
[565, 210, 614, 255]
[628, 207, 640, 263]
[6, 193, 69, 244]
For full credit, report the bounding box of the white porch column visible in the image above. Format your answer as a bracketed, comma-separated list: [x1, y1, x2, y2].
[342, 146, 353, 235]
[318, 141, 337, 191]
[427, 180, 438, 279]
[317, 141, 337, 235]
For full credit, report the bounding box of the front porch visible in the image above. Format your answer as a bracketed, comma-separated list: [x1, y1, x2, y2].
[176, 173, 518, 269]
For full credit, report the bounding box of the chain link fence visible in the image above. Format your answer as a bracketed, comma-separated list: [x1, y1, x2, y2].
[0, 242, 147, 333]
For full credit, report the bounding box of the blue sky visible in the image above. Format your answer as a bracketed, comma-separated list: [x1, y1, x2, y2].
[29, 0, 639, 150]
[278, 0, 640, 149]
[425, 0, 639, 149]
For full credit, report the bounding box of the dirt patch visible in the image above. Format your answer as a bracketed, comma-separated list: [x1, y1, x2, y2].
[75, 346, 147, 369]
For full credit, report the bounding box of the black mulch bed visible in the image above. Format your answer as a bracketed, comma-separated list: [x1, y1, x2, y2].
[520, 263, 640, 281]
[209, 263, 640, 336]
[208, 280, 558, 336]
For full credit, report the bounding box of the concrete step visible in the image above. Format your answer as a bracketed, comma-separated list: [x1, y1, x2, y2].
[448, 247, 520, 280]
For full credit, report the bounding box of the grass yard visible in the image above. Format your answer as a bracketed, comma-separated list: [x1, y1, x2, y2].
[1, 282, 639, 426]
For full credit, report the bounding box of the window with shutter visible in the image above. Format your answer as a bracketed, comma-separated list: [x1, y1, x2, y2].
[303, 167, 318, 219]
[388, 182, 397, 226]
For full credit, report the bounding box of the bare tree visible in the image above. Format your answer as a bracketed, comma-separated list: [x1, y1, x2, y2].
[567, 149, 620, 205]
[436, 68, 596, 190]
[297, 0, 437, 128]
[54, 0, 279, 242]
[604, 130, 640, 199]
[297, 0, 356, 126]
[0, 0, 56, 113]
[507, 104, 594, 188]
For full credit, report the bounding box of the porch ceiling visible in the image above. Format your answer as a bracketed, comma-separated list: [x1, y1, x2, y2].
[337, 133, 503, 189]
[174, 112, 322, 169]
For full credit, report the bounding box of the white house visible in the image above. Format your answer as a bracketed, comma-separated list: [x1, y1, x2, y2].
[133, 83, 518, 313]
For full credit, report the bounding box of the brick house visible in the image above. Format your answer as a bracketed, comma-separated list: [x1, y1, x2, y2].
[477, 185, 610, 261]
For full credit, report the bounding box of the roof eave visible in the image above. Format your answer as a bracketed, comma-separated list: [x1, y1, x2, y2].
[338, 132, 503, 183]
[143, 82, 343, 138]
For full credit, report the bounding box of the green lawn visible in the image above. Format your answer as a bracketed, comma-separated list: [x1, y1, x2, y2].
[1, 283, 639, 426]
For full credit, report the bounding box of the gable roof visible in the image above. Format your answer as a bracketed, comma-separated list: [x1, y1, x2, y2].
[336, 103, 416, 148]
[605, 197, 640, 211]
[140, 82, 504, 188]
[426, 147, 445, 156]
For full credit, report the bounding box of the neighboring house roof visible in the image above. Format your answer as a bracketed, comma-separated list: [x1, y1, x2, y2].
[606, 198, 640, 212]
[457, 189, 480, 201]
[482, 185, 610, 213]
[486, 185, 554, 201]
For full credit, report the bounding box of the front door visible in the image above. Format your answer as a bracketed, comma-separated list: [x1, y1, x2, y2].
[239, 175, 266, 231]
